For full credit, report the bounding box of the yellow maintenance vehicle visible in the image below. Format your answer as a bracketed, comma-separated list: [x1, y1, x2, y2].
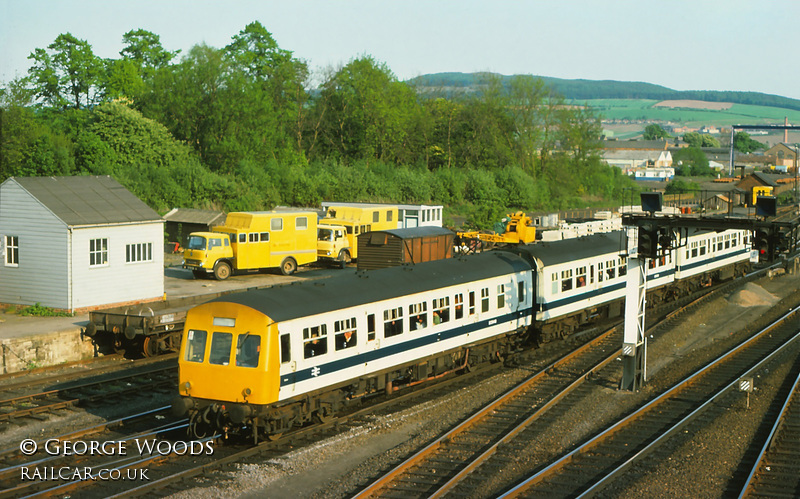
[456, 212, 537, 252]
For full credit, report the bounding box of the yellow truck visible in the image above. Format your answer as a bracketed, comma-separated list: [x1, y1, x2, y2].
[456, 212, 537, 252]
[317, 205, 399, 265]
[183, 211, 322, 279]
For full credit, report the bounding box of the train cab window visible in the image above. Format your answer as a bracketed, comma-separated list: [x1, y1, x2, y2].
[469, 291, 476, 316]
[409, 302, 428, 331]
[249, 233, 258, 243]
[335, 318, 357, 351]
[384, 308, 403, 338]
[454, 294, 464, 319]
[576, 267, 587, 288]
[185, 330, 207, 363]
[561, 270, 573, 292]
[619, 257, 627, 276]
[236, 334, 261, 368]
[367, 314, 376, 341]
[481, 287, 490, 313]
[280, 334, 291, 363]
[239, 233, 246, 243]
[497, 284, 506, 308]
[303, 325, 328, 358]
[432, 297, 450, 324]
[209, 332, 233, 365]
[518, 281, 525, 303]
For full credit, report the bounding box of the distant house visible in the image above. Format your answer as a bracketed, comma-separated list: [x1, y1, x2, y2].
[632, 167, 675, 181]
[736, 172, 794, 205]
[0, 176, 164, 312]
[764, 143, 798, 168]
[603, 143, 673, 172]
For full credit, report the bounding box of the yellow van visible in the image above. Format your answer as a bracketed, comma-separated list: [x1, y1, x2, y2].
[183, 211, 317, 279]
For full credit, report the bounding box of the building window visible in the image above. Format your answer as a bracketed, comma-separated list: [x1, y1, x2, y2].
[89, 238, 108, 267]
[126, 242, 153, 263]
[4, 235, 19, 266]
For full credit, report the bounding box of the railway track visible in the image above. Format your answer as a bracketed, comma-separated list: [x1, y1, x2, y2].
[497, 305, 800, 498]
[739, 372, 800, 498]
[0, 365, 176, 429]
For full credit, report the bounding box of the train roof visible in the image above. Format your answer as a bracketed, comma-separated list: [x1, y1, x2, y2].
[208, 251, 530, 322]
[511, 231, 626, 267]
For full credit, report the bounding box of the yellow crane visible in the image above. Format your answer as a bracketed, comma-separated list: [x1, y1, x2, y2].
[457, 212, 537, 252]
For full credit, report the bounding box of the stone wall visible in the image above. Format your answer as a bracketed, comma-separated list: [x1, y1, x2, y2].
[1, 328, 96, 374]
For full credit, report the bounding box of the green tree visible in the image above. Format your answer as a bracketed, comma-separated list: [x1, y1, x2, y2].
[733, 131, 766, 153]
[643, 124, 669, 140]
[120, 29, 179, 77]
[27, 33, 103, 109]
[673, 146, 712, 176]
[682, 131, 720, 148]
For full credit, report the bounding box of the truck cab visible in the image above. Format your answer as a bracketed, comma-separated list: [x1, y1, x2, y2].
[183, 232, 234, 279]
[316, 223, 351, 266]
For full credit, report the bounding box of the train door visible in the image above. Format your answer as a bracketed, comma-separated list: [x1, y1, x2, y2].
[279, 331, 296, 393]
[366, 312, 379, 350]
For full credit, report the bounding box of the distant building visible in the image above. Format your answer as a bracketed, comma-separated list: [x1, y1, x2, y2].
[320, 202, 444, 229]
[163, 208, 226, 250]
[0, 176, 164, 312]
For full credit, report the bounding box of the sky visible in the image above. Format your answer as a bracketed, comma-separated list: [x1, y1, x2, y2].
[3, 0, 800, 99]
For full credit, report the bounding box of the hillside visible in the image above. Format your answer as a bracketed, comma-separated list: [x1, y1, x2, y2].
[408, 72, 800, 112]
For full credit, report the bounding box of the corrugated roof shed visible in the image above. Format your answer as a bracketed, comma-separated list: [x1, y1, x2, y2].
[9, 176, 161, 226]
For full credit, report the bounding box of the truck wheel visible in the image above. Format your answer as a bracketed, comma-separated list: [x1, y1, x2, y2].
[337, 250, 351, 269]
[280, 257, 297, 276]
[213, 261, 232, 280]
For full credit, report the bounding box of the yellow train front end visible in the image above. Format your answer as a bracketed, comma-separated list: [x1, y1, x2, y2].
[172, 301, 280, 440]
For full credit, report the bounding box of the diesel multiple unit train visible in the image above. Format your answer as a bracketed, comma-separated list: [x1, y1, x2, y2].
[172, 228, 752, 440]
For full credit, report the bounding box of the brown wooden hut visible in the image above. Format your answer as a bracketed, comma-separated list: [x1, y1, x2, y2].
[357, 227, 455, 270]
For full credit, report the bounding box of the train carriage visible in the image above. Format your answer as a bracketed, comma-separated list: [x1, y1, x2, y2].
[175, 251, 534, 439]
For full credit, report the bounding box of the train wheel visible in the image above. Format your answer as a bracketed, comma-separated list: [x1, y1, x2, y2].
[213, 261, 231, 280]
[142, 336, 159, 357]
[314, 405, 334, 424]
[280, 257, 297, 276]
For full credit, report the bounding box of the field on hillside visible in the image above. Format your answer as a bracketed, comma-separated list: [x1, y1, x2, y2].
[580, 99, 800, 126]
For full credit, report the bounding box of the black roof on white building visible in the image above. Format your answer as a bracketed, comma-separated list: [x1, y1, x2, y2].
[7, 176, 161, 226]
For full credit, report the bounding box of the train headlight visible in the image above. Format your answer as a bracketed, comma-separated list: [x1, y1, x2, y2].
[242, 387, 252, 398]
[181, 381, 191, 394]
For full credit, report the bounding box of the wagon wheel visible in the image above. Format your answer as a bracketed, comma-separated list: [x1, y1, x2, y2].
[142, 336, 160, 357]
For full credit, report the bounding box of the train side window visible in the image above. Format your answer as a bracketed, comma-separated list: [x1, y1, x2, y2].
[432, 297, 450, 324]
[209, 332, 233, 365]
[236, 334, 261, 368]
[561, 269, 573, 292]
[367, 314, 376, 341]
[606, 260, 615, 280]
[271, 218, 283, 231]
[280, 333, 291, 363]
[518, 281, 525, 303]
[590, 265, 594, 284]
[373, 212, 380, 223]
[481, 287, 490, 313]
[335, 317, 357, 350]
[497, 284, 505, 308]
[185, 329, 207, 363]
[576, 267, 587, 288]
[303, 325, 328, 358]
[551, 273, 559, 294]
[409, 302, 427, 331]
[619, 257, 627, 276]
[454, 294, 464, 319]
[469, 291, 475, 316]
[700, 241, 706, 256]
[384, 307, 403, 338]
